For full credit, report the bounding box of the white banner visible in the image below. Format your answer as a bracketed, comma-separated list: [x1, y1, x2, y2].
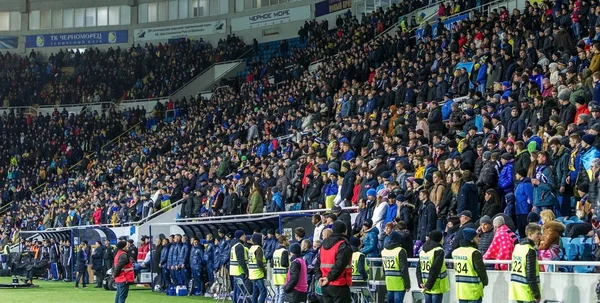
[231, 5, 311, 31]
[133, 20, 226, 42]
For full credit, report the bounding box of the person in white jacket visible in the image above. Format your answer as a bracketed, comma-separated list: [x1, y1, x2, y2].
[371, 197, 389, 236]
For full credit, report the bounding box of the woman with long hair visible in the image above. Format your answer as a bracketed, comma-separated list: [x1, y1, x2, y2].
[481, 188, 502, 218]
[437, 172, 455, 231]
[248, 181, 264, 214]
[527, 151, 539, 178]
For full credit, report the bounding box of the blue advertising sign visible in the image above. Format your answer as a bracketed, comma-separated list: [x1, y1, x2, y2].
[315, 0, 352, 17]
[25, 30, 128, 48]
[415, 13, 469, 41]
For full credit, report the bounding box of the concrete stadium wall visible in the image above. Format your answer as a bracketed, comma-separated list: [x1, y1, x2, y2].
[0, 0, 334, 56]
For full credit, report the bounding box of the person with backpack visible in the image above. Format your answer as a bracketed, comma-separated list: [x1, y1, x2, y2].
[532, 151, 558, 214]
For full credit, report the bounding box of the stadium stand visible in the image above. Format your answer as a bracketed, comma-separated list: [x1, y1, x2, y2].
[2, 0, 600, 301]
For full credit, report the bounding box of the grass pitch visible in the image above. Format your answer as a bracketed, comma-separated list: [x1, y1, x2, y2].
[0, 277, 216, 303]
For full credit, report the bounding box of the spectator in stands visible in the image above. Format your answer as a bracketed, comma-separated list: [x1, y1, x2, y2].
[360, 219, 379, 258]
[451, 211, 477, 252]
[532, 151, 558, 214]
[477, 216, 495, 256]
[417, 189, 437, 242]
[483, 216, 517, 270]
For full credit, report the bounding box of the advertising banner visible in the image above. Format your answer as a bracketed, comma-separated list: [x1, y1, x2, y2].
[315, 0, 352, 17]
[25, 30, 128, 48]
[134, 20, 226, 42]
[415, 13, 469, 40]
[0, 36, 18, 49]
[231, 5, 311, 31]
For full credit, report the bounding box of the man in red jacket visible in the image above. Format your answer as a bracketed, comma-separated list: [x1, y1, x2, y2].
[137, 236, 150, 262]
[114, 240, 134, 303]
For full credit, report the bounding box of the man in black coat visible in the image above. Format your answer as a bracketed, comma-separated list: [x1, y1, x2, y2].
[103, 239, 115, 273]
[332, 206, 352, 238]
[451, 211, 478, 252]
[75, 241, 89, 288]
[427, 101, 444, 135]
[417, 189, 437, 242]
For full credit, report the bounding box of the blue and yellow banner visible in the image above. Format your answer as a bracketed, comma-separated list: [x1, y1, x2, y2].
[26, 30, 128, 48]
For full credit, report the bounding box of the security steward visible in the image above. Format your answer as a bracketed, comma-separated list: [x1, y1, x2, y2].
[416, 230, 449, 303]
[272, 236, 290, 303]
[249, 233, 267, 303]
[509, 223, 542, 303]
[284, 243, 308, 303]
[316, 221, 353, 303]
[113, 240, 134, 303]
[381, 231, 411, 303]
[350, 237, 368, 285]
[451, 228, 488, 303]
[230, 230, 249, 303]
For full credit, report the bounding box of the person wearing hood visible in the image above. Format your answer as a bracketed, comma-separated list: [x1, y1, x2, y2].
[381, 231, 410, 303]
[249, 233, 267, 303]
[230, 230, 249, 303]
[483, 216, 518, 271]
[269, 186, 283, 212]
[360, 219, 380, 257]
[315, 221, 353, 303]
[272, 236, 290, 303]
[451, 228, 488, 303]
[509, 223, 542, 303]
[538, 220, 566, 272]
[284, 243, 308, 303]
[417, 230, 449, 303]
[349, 237, 368, 285]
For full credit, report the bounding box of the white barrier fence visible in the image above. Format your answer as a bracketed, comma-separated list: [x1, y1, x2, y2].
[365, 258, 599, 303]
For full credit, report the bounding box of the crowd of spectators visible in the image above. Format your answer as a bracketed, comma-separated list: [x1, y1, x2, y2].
[1, 35, 247, 107]
[3, 0, 600, 277]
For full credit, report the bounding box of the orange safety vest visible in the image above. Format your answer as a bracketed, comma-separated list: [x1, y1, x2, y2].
[319, 240, 352, 287]
[114, 250, 135, 283]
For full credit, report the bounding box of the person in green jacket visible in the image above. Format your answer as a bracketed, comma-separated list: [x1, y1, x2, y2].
[248, 181, 264, 214]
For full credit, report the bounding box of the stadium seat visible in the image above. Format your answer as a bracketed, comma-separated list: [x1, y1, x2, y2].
[563, 242, 578, 261]
[560, 237, 570, 248]
[573, 265, 595, 273]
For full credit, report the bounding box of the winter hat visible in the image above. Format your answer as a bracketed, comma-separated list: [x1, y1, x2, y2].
[578, 182, 590, 193]
[332, 221, 347, 234]
[366, 189, 377, 197]
[482, 151, 492, 160]
[516, 168, 528, 178]
[289, 243, 302, 255]
[549, 115, 560, 123]
[501, 153, 513, 160]
[558, 90, 570, 101]
[493, 216, 505, 227]
[271, 186, 279, 193]
[527, 212, 540, 223]
[234, 230, 245, 240]
[389, 231, 402, 243]
[350, 237, 361, 248]
[583, 134, 595, 145]
[363, 218, 373, 228]
[428, 230, 443, 243]
[480, 215, 493, 225]
[576, 96, 586, 105]
[463, 228, 478, 242]
[252, 233, 263, 246]
[459, 210, 473, 218]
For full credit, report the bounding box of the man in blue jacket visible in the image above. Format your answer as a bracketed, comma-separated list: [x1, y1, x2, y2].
[190, 237, 204, 295]
[159, 238, 170, 291]
[178, 235, 191, 287]
[168, 234, 181, 285]
[532, 151, 558, 214]
[514, 169, 534, 238]
[263, 229, 277, 262]
[204, 234, 215, 286]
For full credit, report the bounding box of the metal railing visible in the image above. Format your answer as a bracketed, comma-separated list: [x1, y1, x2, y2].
[172, 206, 359, 225]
